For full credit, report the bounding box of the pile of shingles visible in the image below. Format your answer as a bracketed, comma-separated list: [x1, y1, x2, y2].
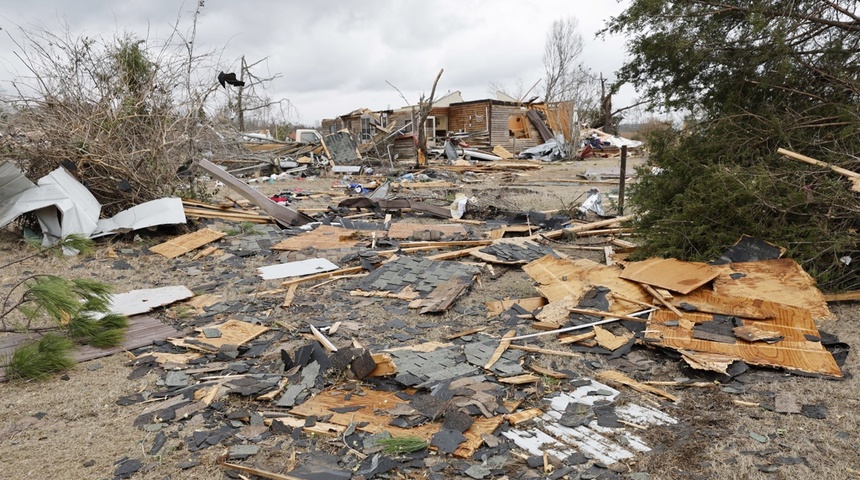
[120, 201, 845, 478]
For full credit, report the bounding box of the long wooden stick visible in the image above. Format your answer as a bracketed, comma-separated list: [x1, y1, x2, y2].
[641, 283, 685, 318]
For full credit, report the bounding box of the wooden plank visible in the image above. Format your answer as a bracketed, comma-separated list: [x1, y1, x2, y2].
[567, 307, 650, 323]
[823, 291, 860, 302]
[498, 374, 541, 385]
[484, 330, 516, 369]
[558, 331, 597, 345]
[646, 303, 842, 377]
[595, 370, 679, 402]
[670, 289, 773, 320]
[530, 321, 563, 331]
[0, 314, 179, 380]
[416, 276, 474, 314]
[641, 283, 685, 318]
[619, 257, 719, 295]
[350, 286, 420, 301]
[310, 324, 337, 352]
[504, 408, 543, 425]
[427, 246, 485, 261]
[778, 148, 860, 191]
[271, 225, 364, 251]
[368, 353, 397, 376]
[387, 222, 467, 239]
[282, 284, 297, 308]
[525, 363, 569, 379]
[522, 256, 650, 312]
[190, 319, 267, 350]
[535, 296, 577, 324]
[281, 266, 364, 286]
[149, 228, 226, 259]
[507, 344, 581, 358]
[593, 326, 635, 351]
[711, 259, 834, 321]
[191, 246, 219, 260]
[733, 325, 783, 343]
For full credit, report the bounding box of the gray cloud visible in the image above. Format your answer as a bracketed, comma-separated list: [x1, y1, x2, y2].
[1, 0, 635, 124]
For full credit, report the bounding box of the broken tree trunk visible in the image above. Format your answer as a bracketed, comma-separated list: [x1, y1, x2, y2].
[416, 68, 444, 168]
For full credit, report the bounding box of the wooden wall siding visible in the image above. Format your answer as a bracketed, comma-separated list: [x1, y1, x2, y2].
[491, 104, 542, 152]
[448, 102, 490, 136]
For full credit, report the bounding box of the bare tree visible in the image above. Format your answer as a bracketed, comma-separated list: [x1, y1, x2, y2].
[541, 17, 603, 156]
[232, 55, 292, 132]
[1, 7, 229, 212]
[542, 17, 584, 103]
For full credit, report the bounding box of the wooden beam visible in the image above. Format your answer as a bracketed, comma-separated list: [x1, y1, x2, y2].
[281, 266, 364, 287]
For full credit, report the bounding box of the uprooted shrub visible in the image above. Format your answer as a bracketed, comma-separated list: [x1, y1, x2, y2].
[1, 18, 230, 215]
[629, 122, 860, 292]
[0, 236, 128, 380]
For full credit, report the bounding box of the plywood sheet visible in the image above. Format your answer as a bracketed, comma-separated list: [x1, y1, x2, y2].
[711, 259, 834, 321]
[645, 301, 841, 377]
[387, 222, 467, 239]
[150, 228, 226, 259]
[619, 257, 718, 294]
[271, 225, 362, 251]
[179, 319, 268, 350]
[523, 256, 649, 313]
[670, 289, 775, 320]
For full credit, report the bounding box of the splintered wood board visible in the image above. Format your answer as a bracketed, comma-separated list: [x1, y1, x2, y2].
[646, 302, 842, 377]
[387, 222, 467, 239]
[289, 389, 504, 458]
[669, 289, 775, 320]
[150, 228, 226, 259]
[271, 225, 362, 251]
[416, 275, 473, 314]
[485, 297, 548, 318]
[523, 256, 650, 312]
[711, 259, 834, 321]
[619, 257, 719, 294]
[180, 319, 268, 350]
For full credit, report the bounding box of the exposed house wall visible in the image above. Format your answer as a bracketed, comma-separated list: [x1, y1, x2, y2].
[448, 100, 543, 152]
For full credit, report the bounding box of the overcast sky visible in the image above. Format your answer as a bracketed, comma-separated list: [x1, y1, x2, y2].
[0, 0, 636, 126]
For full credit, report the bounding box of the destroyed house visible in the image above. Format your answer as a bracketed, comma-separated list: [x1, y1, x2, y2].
[322, 92, 572, 157]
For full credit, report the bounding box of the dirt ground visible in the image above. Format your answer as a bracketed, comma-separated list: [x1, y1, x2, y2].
[1, 155, 858, 480]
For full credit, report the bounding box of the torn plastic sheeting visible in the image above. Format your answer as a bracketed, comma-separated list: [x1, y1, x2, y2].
[0, 164, 99, 245]
[91, 198, 186, 238]
[516, 138, 563, 162]
[0, 162, 186, 246]
[578, 188, 605, 216]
